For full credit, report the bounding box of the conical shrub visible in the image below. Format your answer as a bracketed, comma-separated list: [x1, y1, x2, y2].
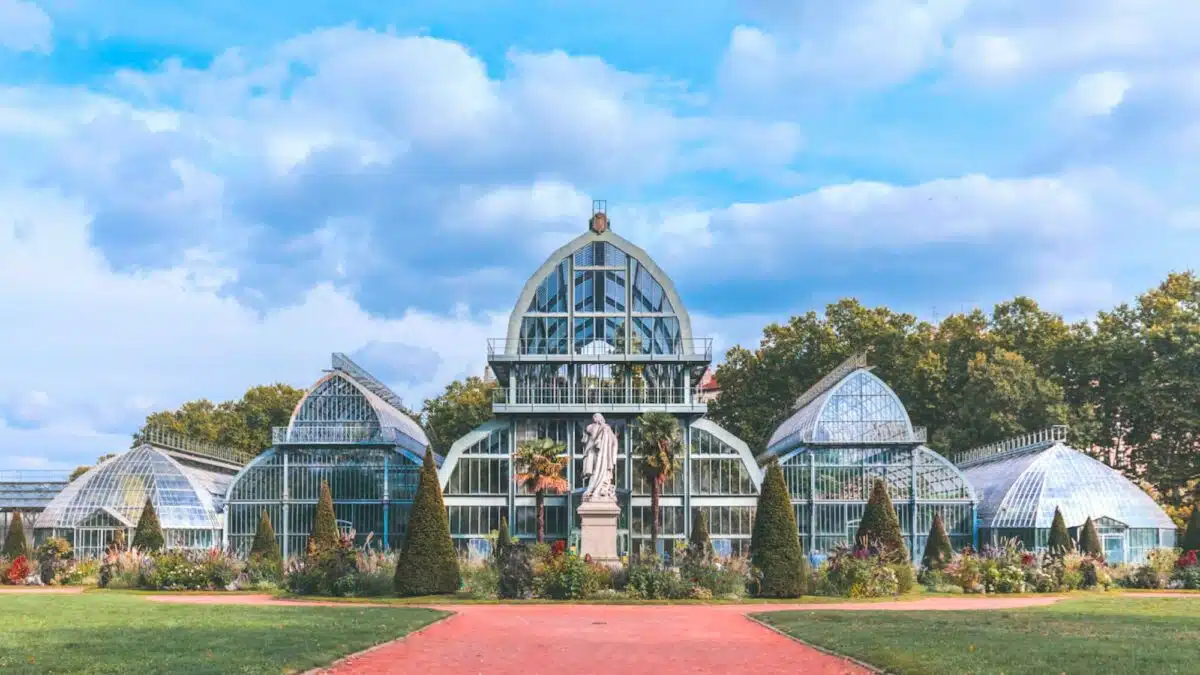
[250, 509, 281, 564]
[1079, 517, 1102, 557]
[132, 498, 164, 552]
[1182, 506, 1200, 553]
[493, 516, 512, 566]
[750, 462, 806, 597]
[688, 509, 713, 564]
[2, 511, 27, 558]
[921, 512, 953, 571]
[1048, 507, 1074, 554]
[309, 481, 338, 554]
[395, 451, 460, 596]
[856, 479, 909, 563]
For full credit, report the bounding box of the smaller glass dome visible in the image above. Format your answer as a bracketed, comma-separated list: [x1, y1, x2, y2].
[962, 441, 1175, 530]
[37, 444, 231, 533]
[767, 367, 917, 453]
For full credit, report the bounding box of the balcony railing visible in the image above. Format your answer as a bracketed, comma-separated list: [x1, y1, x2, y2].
[493, 385, 705, 407]
[487, 337, 713, 359]
[272, 425, 421, 446]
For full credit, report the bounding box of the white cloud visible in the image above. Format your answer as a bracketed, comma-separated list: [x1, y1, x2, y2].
[1059, 71, 1131, 117]
[0, 0, 51, 53]
[0, 186, 507, 466]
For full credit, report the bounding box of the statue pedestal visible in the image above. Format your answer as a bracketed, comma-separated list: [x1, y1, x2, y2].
[577, 499, 621, 567]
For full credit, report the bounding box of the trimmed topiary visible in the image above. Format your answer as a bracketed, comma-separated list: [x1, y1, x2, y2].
[1048, 507, 1075, 554]
[856, 479, 909, 563]
[921, 512, 953, 571]
[1182, 506, 1200, 553]
[750, 461, 806, 598]
[493, 516, 512, 566]
[2, 511, 27, 558]
[1079, 516, 1102, 557]
[250, 509, 281, 564]
[395, 451, 460, 596]
[309, 480, 338, 554]
[132, 498, 164, 552]
[688, 509, 713, 564]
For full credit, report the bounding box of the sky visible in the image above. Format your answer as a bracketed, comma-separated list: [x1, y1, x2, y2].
[2, 0, 1199, 469]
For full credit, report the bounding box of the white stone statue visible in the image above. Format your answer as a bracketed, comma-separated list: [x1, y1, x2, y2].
[581, 413, 619, 502]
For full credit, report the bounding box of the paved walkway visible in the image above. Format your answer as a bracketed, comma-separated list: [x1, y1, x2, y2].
[0, 586, 85, 594]
[140, 594, 1065, 675]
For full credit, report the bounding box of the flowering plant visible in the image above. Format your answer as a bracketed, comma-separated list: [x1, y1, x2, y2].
[1177, 550, 1198, 569]
[5, 555, 32, 585]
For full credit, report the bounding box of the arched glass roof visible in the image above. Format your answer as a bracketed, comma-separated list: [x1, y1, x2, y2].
[962, 442, 1175, 530]
[504, 227, 695, 356]
[767, 368, 917, 452]
[37, 445, 230, 531]
[288, 370, 429, 452]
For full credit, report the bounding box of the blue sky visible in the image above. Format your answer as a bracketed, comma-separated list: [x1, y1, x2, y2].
[2, 0, 1199, 468]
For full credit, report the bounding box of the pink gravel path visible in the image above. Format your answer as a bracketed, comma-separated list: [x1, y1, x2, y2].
[321, 604, 870, 675]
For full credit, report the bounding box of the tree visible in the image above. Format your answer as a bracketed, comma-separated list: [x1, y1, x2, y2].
[856, 479, 909, 563]
[635, 412, 683, 556]
[494, 516, 512, 564]
[513, 438, 568, 543]
[921, 512, 953, 571]
[687, 509, 713, 565]
[1079, 517, 1102, 557]
[750, 462, 806, 597]
[1048, 507, 1074, 554]
[1181, 506, 1200, 553]
[132, 498, 164, 552]
[250, 509, 281, 564]
[935, 349, 1070, 454]
[138, 383, 305, 457]
[2, 511, 27, 558]
[421, 377, 497, 455]
[309, 481, 338, 554]
[395, 450, 460, 596]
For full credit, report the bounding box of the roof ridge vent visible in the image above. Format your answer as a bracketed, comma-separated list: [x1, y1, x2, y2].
[956, 425, 1069, 468]
[331, 352, 409, 413]
[792, 350, 871, 411]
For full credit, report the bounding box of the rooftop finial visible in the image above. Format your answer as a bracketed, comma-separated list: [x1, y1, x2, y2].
[589, 199, 609, 234]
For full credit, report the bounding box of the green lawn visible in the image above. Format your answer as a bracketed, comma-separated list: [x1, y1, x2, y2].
[757, 596, 1200, 674]
[0, 593, 447, 674]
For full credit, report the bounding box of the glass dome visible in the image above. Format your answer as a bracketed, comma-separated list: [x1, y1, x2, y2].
[961, 440, 1176, 563]
[767, 367, 918, 453]
[35, 445, 231, 557]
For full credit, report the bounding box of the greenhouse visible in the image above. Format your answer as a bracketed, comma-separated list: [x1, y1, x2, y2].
[223, 353, 431, 557]
[958, 426, 1177, 564]
[34, 433, 241, 558]
[760, 352, 977, 562]
[439, 203, 762, 560]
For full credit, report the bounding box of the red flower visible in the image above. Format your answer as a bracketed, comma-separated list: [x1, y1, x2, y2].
[551, 540, 566, 556]
[1021, 553, 1037, 567]
[4, 556, 31, 585]
[1177, 550, 1198, 569]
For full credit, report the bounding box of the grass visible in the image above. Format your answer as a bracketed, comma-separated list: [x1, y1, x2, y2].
[757, 595, 1200, 674]
[0, 592, 447, 674]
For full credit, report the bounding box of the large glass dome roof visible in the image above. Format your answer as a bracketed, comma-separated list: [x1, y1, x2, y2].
[38, 445, 231, 531]
[962, 441, 1175, 530]
[767, 367, 918, 452]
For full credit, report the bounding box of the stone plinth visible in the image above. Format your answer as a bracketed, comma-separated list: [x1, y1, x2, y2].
[577, 499, 621, 567]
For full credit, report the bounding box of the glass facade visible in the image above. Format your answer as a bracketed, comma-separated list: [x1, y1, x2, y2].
[444, 217, 759, 561]
[763, 360, 977, 562]
[223, 355, 429, 557]
[960, 438, 1177, 564]
[34, 446, 233, 558]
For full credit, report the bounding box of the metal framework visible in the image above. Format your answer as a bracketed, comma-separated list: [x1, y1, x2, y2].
[33, 446, 234, 558]
[763, 363, 977, 561]
[958, 428, 1176, 563]
[441, 213, 761, 560]
[223, 355, 428, 556]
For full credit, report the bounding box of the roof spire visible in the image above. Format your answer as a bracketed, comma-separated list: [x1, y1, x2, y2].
[589, 199, 609, 234]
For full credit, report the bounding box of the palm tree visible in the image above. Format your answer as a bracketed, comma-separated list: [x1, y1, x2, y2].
[635, 412, 682, 557]
[514, 438, 569, 543]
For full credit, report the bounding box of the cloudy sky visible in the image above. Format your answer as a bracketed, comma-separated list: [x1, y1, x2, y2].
[2, 0, 1199, 469]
